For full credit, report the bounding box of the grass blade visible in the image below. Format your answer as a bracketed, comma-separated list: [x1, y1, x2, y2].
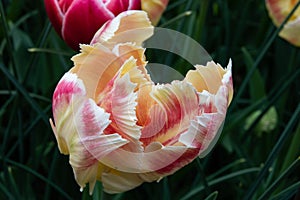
[244, 104, 300, 199]
[180, 167, 260, 200]
[257, 157, 300, 200]
[229, 1, 300, 110]
[1, 158, 72, 200]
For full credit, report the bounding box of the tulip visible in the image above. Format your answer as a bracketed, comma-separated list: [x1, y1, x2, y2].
[50, 10, 233, 194]
[266, 0, 300, 46]
[44, 0, 168, 50]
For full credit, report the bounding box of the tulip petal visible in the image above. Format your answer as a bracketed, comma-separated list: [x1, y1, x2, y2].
[91, 11, 153, 47]
[128, 0, 142, 9]
[141, 81, 199, 146]
[179, 87, 229, 158]
[98, 141, 203, 179]
[51, 72, 86, 154]
[44, 0, 64, 37]
[105, 0, 141, 16]
[62, 0, 114, 50]
[136, 83, 155, 126]
[266, 0, 300, 46]
[97, 81, 201, 174]
[141, 0, 169, 25]
[279, 18, 300, 46]
[70, 97, 128, 194]
[105, 0, 130, 15]
[71, 44, 121, 100]
[97, 58, 142, 143]
[52, 72, 129, 194]
[266, 0, 291, 26]
[101, 171, 143, 194]
[185, 60, 233, 105]
[112, 43, 149, 77]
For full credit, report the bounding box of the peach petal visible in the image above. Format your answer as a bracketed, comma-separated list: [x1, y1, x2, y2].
[91, 10, 154, 47]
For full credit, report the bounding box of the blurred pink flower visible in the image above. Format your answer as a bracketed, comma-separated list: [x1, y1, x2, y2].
[266, 0, 300, 46]
[50, 11, 233, 194]
[44, 0, 168, 50]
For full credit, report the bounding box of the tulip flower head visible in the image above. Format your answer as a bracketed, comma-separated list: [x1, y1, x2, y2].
[266, 0, 300, 46]
[50, 11, 233, 194]
[44, 0, 169, 50]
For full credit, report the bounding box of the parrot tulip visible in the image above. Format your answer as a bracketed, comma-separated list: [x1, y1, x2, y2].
[50, 11, 233, 194]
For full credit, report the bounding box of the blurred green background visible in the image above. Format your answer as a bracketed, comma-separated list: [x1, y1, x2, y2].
[0, 0, 299, 199]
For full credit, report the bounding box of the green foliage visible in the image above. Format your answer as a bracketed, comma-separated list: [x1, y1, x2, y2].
[0, 0, 299, 199]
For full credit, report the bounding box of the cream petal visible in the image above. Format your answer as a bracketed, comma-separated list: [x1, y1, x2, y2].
[101, 171, 143, 194]
[112, 43, 151, 82]
[279, 17, 300, 46]
[185, 60, 233, 105]
[91, 10, 154, 47]
[70, 44, 122, 100]
[185, 61, 224, 94]
[100, 143, 190, 173]
[112, 43, 146, 65]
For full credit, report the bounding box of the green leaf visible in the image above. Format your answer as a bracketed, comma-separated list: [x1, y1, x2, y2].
[204, 191, 218, 200]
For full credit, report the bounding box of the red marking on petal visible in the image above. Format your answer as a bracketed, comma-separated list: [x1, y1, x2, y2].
[52, 75, 84, 110]
[156, 148, 200, 174]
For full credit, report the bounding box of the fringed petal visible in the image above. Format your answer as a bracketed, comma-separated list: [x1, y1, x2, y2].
[70, 44, 122, 100]
[97, 58, 142, 142]
[91, 10, 153, 47]
[141, 81, 199, 146]
[185, 60, 233, 105]
[51, 72, 86, 154]
[69, 97, 128, 194]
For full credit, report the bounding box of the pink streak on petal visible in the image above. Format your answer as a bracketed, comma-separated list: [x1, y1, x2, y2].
[266, 0, 286, 25]
[97, 68, 141, 143]
[79, 99, 111, 137]
[155, 148, 200, 174]
[52, 72, 85, 115]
